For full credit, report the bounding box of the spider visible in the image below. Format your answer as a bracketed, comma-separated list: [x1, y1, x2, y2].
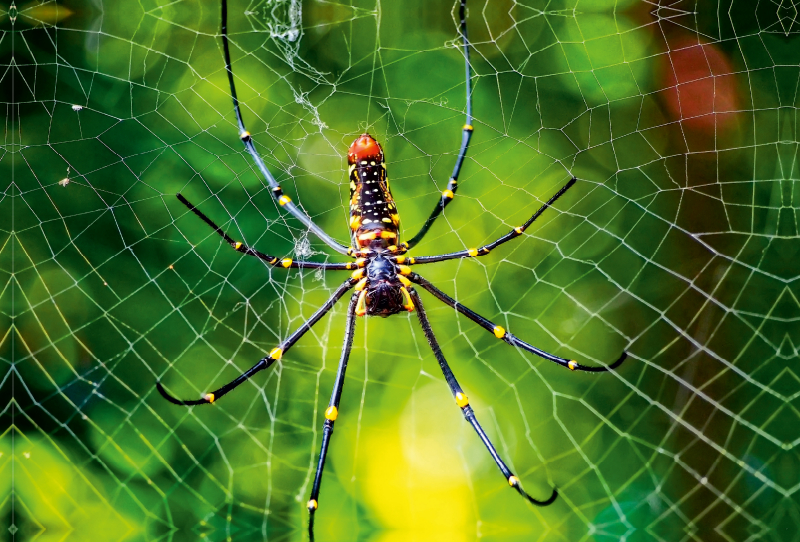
[157, 0, 627, 526]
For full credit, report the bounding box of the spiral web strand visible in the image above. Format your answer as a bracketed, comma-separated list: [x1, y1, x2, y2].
[3, 1, 798, 541]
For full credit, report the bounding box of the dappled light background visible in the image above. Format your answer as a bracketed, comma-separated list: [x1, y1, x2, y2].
[3, 0, 799, 541]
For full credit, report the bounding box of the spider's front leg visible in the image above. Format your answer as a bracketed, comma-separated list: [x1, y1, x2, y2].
[409, 288, 558, 506]
[307, 291, 359, 532]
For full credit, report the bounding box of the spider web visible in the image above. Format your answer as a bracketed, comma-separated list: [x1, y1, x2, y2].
[3, 0, 799, 540]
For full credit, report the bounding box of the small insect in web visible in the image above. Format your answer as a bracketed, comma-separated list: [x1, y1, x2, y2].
[157, 0, 627, 527]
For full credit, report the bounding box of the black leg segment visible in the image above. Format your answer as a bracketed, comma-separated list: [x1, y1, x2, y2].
[307, 291, 360, 534]
[409, 273, 626, 372]
[156, 278, 356, 406]
[409, 288, 558, 507]
[403, 0, 474, 250]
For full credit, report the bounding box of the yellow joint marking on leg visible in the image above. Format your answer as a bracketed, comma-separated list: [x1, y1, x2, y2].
[281, 258, 293, 268]
[204, 393, 216, 404]
[468, 248, 478, 257]
[240, 130, 251, 140]
[400, 242, 409, 249]
[325, 406, 339, 421]
[463, 124, 474, 131]
[448, 178, 457, 186]
[355, 278, 368, 291]
[356, 291, 367, 316]
[269, 347, 283, 360]
[278, 195, 291, 206]
[388, 245, 398, 252]
[351, 269, 365, 280]
[347, 247, 355, 256]
[442, 189, 454, 199]
[269, 257, 278, 265]
[234, 242, 243, 250]
[400, 287, 414, 312]
[398, 265, 412, 276]
[493, 326, 506, 339]
[346, 263, 353, 270]
[508, 475, 520, 487]
[395, 256, 406, 264]
[398, 275, 412, 287]
[568, 360, 578, 371]
[307, 499, 318, 511]
[455, 392, 469, 408]
[356, 258, 368, 267]
[514, 227, 523, 234]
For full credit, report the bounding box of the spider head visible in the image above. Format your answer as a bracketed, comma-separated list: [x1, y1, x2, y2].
[365, 280, 405, 317]
[363, 254, 404, 317]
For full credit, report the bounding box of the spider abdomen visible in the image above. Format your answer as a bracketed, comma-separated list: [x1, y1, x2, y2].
[348, 134, 400, 250]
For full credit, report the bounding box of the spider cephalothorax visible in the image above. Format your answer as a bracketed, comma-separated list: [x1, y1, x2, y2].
[158, 0, 627, 532]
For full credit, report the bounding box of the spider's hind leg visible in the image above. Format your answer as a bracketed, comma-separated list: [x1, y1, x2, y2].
[176, 194, 354, 270]
[409, 288, 558, 507]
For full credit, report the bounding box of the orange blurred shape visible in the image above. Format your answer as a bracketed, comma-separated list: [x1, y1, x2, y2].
[660, 38, 739, 133]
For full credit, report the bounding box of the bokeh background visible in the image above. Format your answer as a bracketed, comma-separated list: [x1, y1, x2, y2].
[3, 0, 799, 541]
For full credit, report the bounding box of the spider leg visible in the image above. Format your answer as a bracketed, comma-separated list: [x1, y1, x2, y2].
[404, 177, 576, 265]
[409, 273, 627, 372]
[156, 278, 356, 406]
[176, 194, 354, 270]
[403, 0, 473, 251]
[409, 288, 557, 506]
[220, 0, 349, 255]
[307, 291, 359, 532]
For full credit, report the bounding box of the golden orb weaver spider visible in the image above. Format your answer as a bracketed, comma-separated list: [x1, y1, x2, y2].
[156, 0, 627, 530]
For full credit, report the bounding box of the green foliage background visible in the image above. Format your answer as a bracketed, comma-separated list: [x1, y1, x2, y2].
[3, 0, 798, 541]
